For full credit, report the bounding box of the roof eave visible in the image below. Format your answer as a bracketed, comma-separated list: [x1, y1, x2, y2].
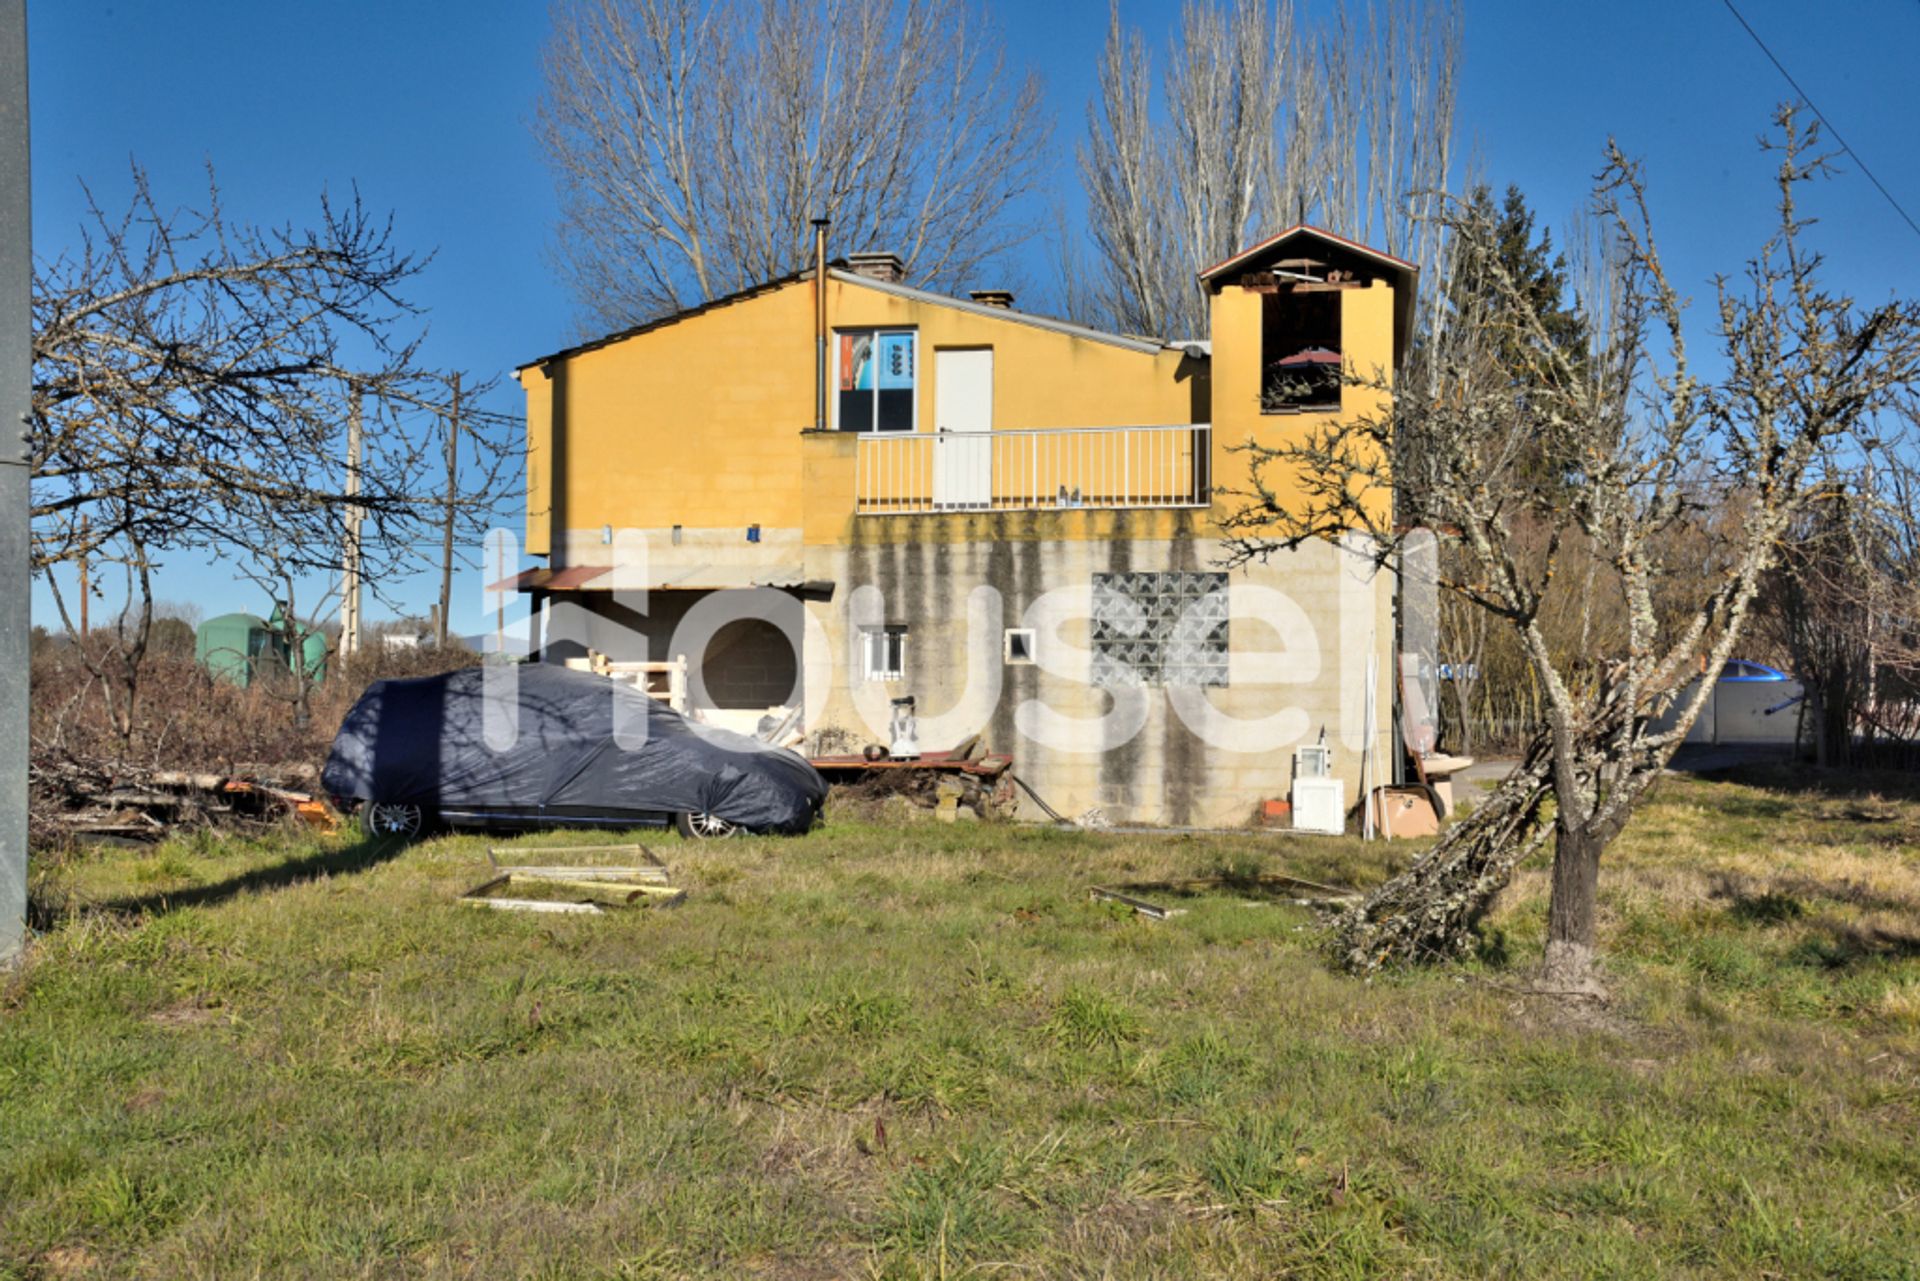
[513, 269, 817, 373]
[1196, 223, 1418, 289]
[828, 269, 1173, 354]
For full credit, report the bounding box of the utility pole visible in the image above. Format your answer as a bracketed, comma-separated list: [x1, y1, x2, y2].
[437, 372, 459, 648]
[2, 0, 32, 964]
[340, 381, 363, 657]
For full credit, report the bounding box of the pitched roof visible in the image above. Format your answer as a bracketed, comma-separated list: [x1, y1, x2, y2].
[515, 269, 813, 372]
[1199, 224, 1419, 365]
[1197, 223, 1417, 286]
[826, 269, 1172, 354]
[515, 266, 1184, 373]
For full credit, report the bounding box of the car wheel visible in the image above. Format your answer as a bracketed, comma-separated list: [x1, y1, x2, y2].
[677, 811, 741, 840]
[365, 800, 426, 840]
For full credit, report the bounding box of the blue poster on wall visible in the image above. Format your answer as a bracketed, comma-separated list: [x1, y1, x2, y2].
[876, 333, 914, 389]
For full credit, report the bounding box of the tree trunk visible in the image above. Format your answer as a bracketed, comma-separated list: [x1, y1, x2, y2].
[1808, 684, 1829, 767]
[1329, 736, 1555, 974]
[1541, 818, 1607, 995]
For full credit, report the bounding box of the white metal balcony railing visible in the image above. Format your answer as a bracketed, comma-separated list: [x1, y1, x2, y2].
[854, 423, 1212, 515]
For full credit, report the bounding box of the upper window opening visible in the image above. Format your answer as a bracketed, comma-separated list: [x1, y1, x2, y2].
[1261, 291, 1342, 413]
[838, 329, 916, 432]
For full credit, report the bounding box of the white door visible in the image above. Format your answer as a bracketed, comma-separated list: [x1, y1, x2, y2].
[933, 348, 993, 509]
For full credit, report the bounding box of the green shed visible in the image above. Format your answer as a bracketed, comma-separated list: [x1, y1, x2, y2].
[196, 612, 271, 686]
[196, 606, 328, 687]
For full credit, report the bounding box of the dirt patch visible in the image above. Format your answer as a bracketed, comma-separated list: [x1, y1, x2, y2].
[1482, 974, 1648, 1040]
[38, 1246, 101, 1278]
[146, 999, 224, 1029]
[124, 1085, 168, 1113]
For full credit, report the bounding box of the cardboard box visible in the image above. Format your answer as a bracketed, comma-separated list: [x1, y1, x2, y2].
[1375, 787, 1440, 838]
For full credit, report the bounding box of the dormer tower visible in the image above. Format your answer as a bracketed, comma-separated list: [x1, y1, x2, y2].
[1199, 226, 1415, 526]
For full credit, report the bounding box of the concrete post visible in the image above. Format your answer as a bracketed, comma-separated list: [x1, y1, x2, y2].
[1, 0, 31, 963]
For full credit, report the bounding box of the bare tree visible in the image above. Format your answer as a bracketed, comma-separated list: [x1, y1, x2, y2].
[1078, 0, 1458, 341]
[1759, 435, 1920, 767]
[1223, 109, 1920, 993]
[537, 0, 1049, 330]
[1307, 1, 1459, 312]
[30, 164, 519, 751]
[1078, 7, 1182, 338]
[1881, 441, 1920, 750]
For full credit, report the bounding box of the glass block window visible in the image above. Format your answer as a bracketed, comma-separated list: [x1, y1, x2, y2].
[1090, 571, 1228, 688]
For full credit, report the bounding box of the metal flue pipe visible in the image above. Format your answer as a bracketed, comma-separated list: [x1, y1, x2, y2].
[812, 218, 829, 433]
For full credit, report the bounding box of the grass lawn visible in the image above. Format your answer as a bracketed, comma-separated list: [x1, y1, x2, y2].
[5, 769, 1920, 1278]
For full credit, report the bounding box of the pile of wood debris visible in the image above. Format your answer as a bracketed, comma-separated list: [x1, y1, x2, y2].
[29, 753, 337, 847]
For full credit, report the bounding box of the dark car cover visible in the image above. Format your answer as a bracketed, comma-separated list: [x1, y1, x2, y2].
[322, 664, 825, 832]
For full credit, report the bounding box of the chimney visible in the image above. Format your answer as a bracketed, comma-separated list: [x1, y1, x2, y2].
[969, 288, 1015, 309]
[846, 250, 906, 283]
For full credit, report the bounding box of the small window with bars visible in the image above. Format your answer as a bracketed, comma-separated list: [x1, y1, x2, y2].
[861, 625, 908, 682]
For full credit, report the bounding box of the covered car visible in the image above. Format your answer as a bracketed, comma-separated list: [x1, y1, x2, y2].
[322, 664, 826, 839]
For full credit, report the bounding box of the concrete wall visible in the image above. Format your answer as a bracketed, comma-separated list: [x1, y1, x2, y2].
[538, 588, 805, 715]
[1660, 677, 1805, 746]
[800, 517, 1395, 828]
[1208, 277, 1396, 530]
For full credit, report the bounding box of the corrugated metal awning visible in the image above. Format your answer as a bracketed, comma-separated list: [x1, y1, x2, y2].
[487, 565, 610, 592]
[491, 564, 807, 592]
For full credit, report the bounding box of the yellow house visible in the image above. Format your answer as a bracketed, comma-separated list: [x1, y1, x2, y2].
[513, 226, 1411, 826]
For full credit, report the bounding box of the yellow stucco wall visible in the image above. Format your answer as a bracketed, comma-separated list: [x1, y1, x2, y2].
[1206, 278, 1396, 532]
[518, 276, 1199, 558]
[524, 367, 552, 555]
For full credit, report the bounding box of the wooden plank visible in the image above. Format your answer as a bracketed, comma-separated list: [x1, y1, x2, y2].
[492, 864, 670, 884]
[463, 873, 511, 898]
[1138, 872, 1360, 901]
[488, 842, 662, 863]
[499, 875, 682, 906]
[809, 754, 1014, 776]
[1089, 886, 1187, 920]
[506, 874, 646, 905]
[462, 897, 603, 915]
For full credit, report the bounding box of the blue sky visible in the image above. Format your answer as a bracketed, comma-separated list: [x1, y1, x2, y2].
[26, 0, 1920, 635]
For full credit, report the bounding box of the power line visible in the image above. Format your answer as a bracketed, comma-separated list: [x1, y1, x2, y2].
[1720, 0, 1920, 243]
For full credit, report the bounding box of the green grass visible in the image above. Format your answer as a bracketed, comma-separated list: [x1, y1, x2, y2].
[4, 772, 1920, 1278]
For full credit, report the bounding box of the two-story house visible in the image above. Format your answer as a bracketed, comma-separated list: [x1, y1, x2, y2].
[511, 225, 1410, 827]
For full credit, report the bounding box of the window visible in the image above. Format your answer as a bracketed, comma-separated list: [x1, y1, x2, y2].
[1090, 571, 1228, 688]
[1261, 290, 1342, 413]
[837, 329, 916, 432]
[861, 625, 908, 682]
[1004, 628, 1035, 664]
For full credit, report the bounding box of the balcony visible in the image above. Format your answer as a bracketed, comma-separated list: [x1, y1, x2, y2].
[854, 424, 1212, 516]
